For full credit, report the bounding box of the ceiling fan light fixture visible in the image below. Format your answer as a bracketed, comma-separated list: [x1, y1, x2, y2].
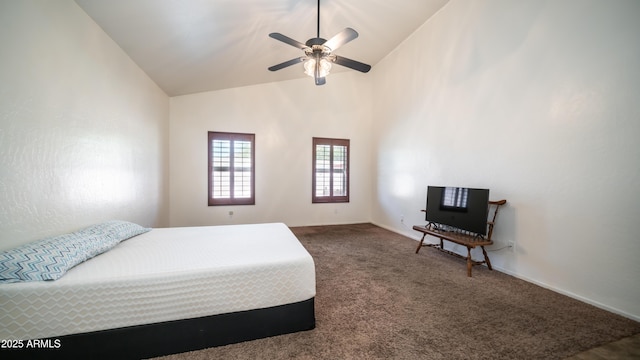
[303, 58, 331, 78]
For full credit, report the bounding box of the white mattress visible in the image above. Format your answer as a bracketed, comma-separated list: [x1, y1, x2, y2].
[0, 223, 316, 340]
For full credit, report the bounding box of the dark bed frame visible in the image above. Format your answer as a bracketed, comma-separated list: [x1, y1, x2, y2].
[3, 298, 315, 360]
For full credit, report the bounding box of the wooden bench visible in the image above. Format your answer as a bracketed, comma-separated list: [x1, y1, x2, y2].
[413, 199, 507, 277]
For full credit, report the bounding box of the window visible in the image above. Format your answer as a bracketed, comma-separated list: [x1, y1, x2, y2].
[312, 137, 349, 203]
[208, 132, 255, 206]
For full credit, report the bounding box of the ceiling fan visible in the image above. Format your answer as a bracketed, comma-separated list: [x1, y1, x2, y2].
[268, 0, 371, 85]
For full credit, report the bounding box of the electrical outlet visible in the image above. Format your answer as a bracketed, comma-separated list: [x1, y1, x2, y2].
[508, 241, 515, 252]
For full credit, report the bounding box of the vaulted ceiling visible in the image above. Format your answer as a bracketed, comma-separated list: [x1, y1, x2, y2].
[75, 0, 449, 96]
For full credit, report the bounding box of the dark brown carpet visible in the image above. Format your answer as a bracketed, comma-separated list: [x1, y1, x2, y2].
[157, 223, 640, 359]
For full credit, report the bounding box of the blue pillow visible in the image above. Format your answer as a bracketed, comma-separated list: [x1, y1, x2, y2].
[0, 221, 150, 283]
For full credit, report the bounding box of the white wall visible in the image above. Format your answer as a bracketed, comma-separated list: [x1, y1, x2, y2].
[372, 0, 640, 320]
[170, 72, 373, 227]
[0, 0, 170, 250]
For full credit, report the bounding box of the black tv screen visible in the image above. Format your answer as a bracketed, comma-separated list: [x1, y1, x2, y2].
[425, 186, 490, 235]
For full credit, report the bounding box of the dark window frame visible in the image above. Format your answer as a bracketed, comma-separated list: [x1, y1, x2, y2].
[208, 131, 255, 206]
[312, 137, 350, 203]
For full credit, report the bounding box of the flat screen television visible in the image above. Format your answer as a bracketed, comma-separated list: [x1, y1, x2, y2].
[425, 186, 490, 235]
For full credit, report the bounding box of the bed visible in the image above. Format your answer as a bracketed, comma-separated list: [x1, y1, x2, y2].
[0, 222, 316, 359]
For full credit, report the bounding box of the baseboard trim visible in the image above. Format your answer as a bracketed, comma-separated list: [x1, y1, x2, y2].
[491, 265, 640, 322]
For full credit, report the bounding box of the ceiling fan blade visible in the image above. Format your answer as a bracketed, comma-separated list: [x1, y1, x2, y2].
[333, 56, 371, 73]
[269, 33, 309, 50]
[268, 57, 307, 72]
[323, 28, 358, 52]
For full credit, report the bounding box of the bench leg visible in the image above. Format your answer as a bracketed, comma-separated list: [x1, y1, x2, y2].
[466, 247, 473, 277]
[481, 246, 492, 270]
[415, 234, 427, 254]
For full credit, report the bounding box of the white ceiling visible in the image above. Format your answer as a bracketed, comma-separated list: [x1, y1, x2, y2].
[75, 0, 449, 96]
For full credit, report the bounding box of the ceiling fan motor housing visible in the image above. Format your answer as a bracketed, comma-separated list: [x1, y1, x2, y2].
[305, 38, 326, 47]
